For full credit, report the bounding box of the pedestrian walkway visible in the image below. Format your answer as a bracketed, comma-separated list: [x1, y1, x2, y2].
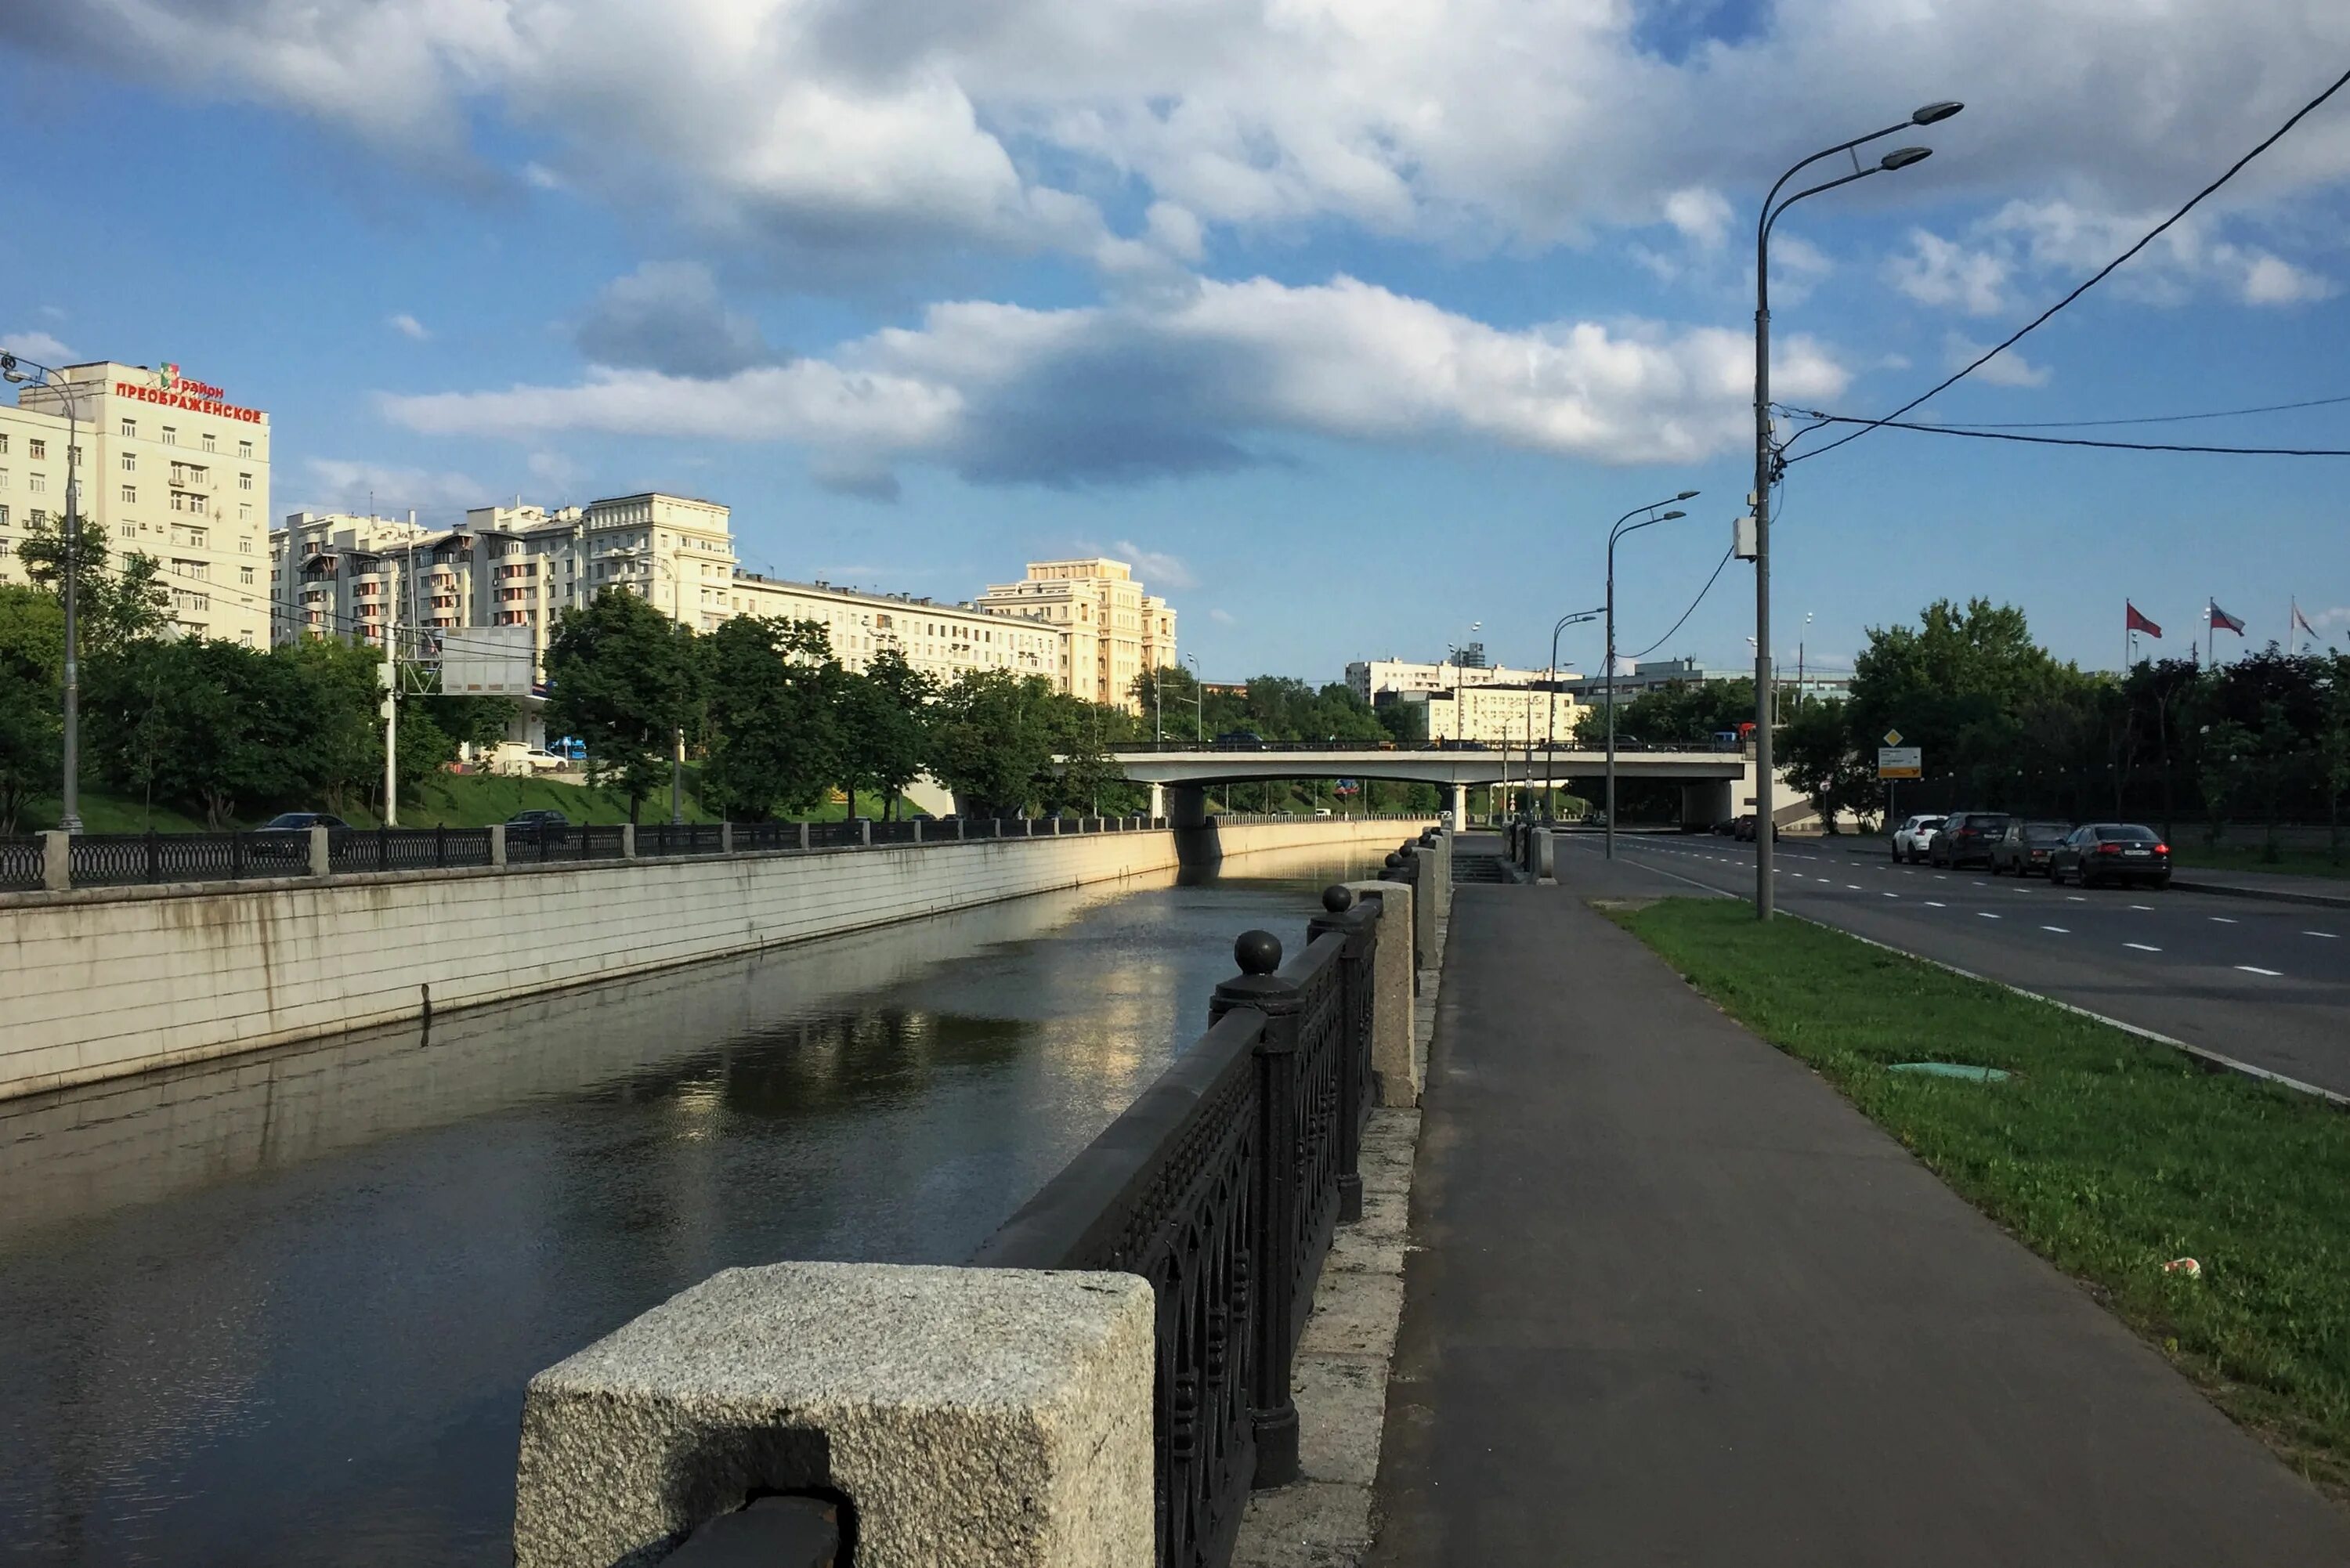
[1369, 878, 2350, 1566]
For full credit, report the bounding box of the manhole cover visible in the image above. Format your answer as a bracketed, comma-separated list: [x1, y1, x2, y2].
[1888, 1061, 2012, 1083]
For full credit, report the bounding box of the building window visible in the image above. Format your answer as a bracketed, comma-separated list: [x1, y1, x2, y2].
[239, 536, 253, 554]
[28, 439, 45, 460]
[237, 439, 252, 458]
[27, 474, 44, 494]
[240, 564, 255, 585]
[121, 485, 136, 504]
[121, 523, 137, 540]
[202, 432, 217, 453]
[239, 503, 252, 522]
[239, 471, 252, 491]
[121, 451, 136, 472]
[240, 630, 255, 647]
[160, 427, 176, 445]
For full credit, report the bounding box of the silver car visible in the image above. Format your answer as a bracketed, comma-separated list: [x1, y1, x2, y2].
[1891, 813, 1945, 863]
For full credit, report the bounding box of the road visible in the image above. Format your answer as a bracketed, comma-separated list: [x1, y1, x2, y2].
[1560, 832, 2350, 1100]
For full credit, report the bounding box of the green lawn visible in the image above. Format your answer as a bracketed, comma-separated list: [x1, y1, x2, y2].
[1612, 898, 2350, 1498]
[2168, 840, 2349, 880]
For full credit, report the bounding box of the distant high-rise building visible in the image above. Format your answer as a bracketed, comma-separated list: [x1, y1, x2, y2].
[973, 558, 1178, 712]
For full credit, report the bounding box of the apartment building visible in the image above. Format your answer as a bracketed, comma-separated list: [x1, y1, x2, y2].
[1346, 655, 1564, 705]
[1393, 683, 1587, 746]
[2, 360, 271, 645]
[973, 558, 1177, 711]
[728, 575, 1066, 684]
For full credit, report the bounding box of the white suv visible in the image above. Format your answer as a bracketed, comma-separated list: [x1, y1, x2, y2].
[1892, 813, 1946, 863]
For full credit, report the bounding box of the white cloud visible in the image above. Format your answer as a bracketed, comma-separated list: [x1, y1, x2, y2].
[2240, 252, 2334, 305]
[1208, 608, 1236, 625]
[1, 330, 74, 364]
[1110, 541, 1198, 589]
[1662, 187, 1733, 251]
[2310, 605, 2350, 631]
[1887, 229, 2009, 316]
[1944, 332, 2050, 388]
[384, 273, 1847, 491]
[573, 261, 784, 378]
[388, 312, 429, 341]
[298, 457, 487, 516]
[521, 161, 566, 190]
[13, 0, 2350, 279]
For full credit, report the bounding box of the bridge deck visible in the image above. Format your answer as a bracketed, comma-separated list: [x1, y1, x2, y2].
[1371, 854, 2350, 1566]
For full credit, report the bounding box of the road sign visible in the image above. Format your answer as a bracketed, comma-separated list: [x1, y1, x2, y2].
[1882, 728, 1904, 746]
[1878, 746, 1922, 780]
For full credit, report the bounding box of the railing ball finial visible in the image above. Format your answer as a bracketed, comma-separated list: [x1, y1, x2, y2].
[1320, 883, 1354, 914]
[1383, 851, 1403, 869]
[1235, 929, 1282, 975]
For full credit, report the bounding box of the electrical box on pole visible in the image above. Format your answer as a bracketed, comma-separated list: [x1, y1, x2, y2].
[1732, 515, 1759, 561]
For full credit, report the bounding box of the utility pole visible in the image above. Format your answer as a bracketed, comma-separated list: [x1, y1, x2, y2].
[61, 394, 84, 835]
[382, 580, 399, 826]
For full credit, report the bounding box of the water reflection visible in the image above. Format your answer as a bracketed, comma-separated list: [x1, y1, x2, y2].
[0, 841, 1387, 1566]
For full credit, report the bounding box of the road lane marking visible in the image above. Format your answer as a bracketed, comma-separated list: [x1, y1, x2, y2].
[1846, 883, 1863, 890]
[1883, 892, 1900, 898]
[2041, 925, 2070, 934]
[2236, 966, 2283, 977]
[2125, 942, 2162, 952]
[2211, 917, 2238, 924]
[1977, 912, 2001, 920]
[2066, 895, 2085, 903]
[1925, 900, 1947, 908]
[2305, 931, 2338, 940]
[2130, 904, 2154, 912]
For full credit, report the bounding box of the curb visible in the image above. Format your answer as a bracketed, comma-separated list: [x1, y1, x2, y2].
[2171, 876, 2350, 911]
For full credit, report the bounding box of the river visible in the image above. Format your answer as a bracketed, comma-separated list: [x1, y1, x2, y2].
[0, 842, 1389, 1566]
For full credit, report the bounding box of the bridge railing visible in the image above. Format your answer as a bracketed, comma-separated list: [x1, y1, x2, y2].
[510, 874, 1406, 1568]
[1108, 739, 1744, 754]
[10, 811, 1436, 896]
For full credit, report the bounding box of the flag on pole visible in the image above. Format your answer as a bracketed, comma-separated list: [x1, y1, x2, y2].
[2126, 602, 2163, 638]
[2209, 600, 2246, 635]
[2294, 601, 2319, 642]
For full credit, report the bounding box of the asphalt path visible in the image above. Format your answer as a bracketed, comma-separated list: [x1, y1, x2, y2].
[1560, 832, 2350, 1100]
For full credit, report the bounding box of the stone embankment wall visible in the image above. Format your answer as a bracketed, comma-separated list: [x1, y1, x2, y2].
[0, 817, 1425, 1102]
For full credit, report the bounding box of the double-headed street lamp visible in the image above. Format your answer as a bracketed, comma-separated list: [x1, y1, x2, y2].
[1751, 100, 1961, 916]
[2, 352, 89, 833]
[1604, 492, 1699, 858]
[1542, 605, 1603, 820]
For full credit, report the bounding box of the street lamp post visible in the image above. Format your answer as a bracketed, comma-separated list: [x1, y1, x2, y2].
[1752, 101, 1959, 917]
[1184, 652, 1203, 746]
[1604, 494, 1698, 858]
[2, 353, 89, 833]
[1545, 605, 1604, 821]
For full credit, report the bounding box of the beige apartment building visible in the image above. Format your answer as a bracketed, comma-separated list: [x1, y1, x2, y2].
[1394, 683, 1586, 747]
[2, 359, 271, 645]
[974, 558, 1177, 711]
[1346, 656, 1564, 705]
[729, 574, 1066, 684]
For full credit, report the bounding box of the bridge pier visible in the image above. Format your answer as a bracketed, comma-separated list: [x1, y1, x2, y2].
[1167, 783, 1221, 876]
[1449, 782, 1468, 829]
[1148, 781, 1166, 822]
[1682, 778, 1734, 829]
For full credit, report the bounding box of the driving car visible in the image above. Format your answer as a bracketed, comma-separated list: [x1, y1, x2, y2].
[1991, 818, 2074, 877]
[1213, 731, 1270, 750]
[507, 809, 569, 829]
[1928, 811, 2012, 869]
[2049, 823, 2171, 888]
[250, 810, 351, 862]
[1890, 813, 1946, 862]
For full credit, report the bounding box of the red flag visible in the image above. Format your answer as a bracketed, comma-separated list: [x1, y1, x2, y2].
[2209, 600, 2246, 635]
[2125, 602, 2162, 638]
[2294, 601, 2319, 639]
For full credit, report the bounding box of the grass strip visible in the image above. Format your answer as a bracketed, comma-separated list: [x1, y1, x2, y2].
[1611, 896, 2350, 1498]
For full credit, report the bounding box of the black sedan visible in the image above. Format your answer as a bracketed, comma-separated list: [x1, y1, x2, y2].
[2049, 823, 2171, 889]
[1928, 811, 2012, 869]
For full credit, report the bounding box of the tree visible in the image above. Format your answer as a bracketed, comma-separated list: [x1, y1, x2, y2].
[929, 670, 1058, 817]
[85, 639, 327, 828]
[2316, 654, 2350, 865]
[0, 587, 64, 832]
[544, 589, 699, 824]
[1778, 697, 1875, 830]
[837, 648, 933, 818]
[1036, 692, 1137, 816]
[15, 517, 172, 652]
[700, 616, 843, 820]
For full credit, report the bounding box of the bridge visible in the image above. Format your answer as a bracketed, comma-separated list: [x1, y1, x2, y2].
[1110, 742, 1772, 826]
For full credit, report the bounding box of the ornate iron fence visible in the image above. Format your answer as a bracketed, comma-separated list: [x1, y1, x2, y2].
[636, 822, 726, 858]
[806, 821, 862, 849]
[0, 836, 44, 891]
[327, 826, 496, 874]
[868, 819, 920, 845]
[974, 885, 1383, 1568]
[67, 830, 304, 886]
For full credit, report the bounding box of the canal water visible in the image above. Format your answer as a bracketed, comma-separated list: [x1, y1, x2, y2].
[0, 843, 1390, 1566]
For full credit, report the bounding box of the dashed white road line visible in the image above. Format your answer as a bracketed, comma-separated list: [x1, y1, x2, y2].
[2041, 925, 2070, 934]
[2066, 895, 2086, 903]
[1882, 892, 1900, 898]
[2237, 965, 2284, 977]
[1925, 900, 1947, 908]
[2130, 904, 2154, 912]
[2125, 942, 2162, 952]
[2211, 916, 2239, 924]
[1977, 912, 2001, 920]
[2305, 930, 2338, 940]
[1846, 883, 1863, 891]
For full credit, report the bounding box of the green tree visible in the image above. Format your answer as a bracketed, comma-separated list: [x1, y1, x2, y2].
[544, 589, 699, 823]
[1778, 697, 1875, 830]
[837, 648, 934, 818]
[0, 587, 64, 832]
[700, 616, 843, 820]
[1036, 693, 1137, 816]
[930, 670, 1058, 817]
[2317, 654, 2350, 865]
[85, 639, 327, 828]
[15, 516, 172, 652]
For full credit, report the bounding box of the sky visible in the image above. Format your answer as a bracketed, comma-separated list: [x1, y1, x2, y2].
[3, 0, 2347, 687]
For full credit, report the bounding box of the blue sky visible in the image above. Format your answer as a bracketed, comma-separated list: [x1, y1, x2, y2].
[4, 1, 2346, 685]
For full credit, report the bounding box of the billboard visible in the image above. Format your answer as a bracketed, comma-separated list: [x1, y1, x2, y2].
[1877, 746, 1922, 780]
[436, 624, 537, 697]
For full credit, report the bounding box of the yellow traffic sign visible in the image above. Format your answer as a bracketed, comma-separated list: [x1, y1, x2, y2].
[1882, 728, 1904, 746]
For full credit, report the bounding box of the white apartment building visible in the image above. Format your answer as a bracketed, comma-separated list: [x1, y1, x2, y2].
[2, 360, 271, 645]
[1394, 683, 1587, 746]
[1347, 656, 1565, 705]
[273, 510, 438, 648]
[974, 558, 1177, 711]
[728, 575, 1066, 685]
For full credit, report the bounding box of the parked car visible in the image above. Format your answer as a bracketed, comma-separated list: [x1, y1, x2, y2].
[1731, 814, 1781, 842]
[1991, 818, 2073, 877]
[1214, 731, 1269, 750]
[258, 811, 350, 833]
[250, 811, 350, 862]
[507, 809, 569, 830]
[2050, 823, 2171, 888]
[1889, 813, 1946, 862]
[1711, 818, 1736, 836]
[1927, 811, 2011, 869]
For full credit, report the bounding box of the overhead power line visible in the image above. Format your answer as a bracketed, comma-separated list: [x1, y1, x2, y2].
[1789, 389, 2350, 430]
[1787, 62, 2350, 468]
[1629, 546, 1736, 662]
[1781, 414, 2350, 457]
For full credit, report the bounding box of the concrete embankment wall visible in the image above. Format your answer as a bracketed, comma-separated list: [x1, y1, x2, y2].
[0, 818, 1425, 1103]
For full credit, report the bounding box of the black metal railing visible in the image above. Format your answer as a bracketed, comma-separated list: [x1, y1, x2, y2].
[327, 826, 497, 874]
[973, 884, 1383, 1568]
[0, 836, 44, 891]
[7, 812, 1439, 895]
